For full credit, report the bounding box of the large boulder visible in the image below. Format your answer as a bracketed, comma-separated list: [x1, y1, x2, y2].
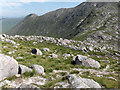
[66, 74, 101, 88]
[0, 54, 18, 81]
[73, 55, 100, 68]
[18, 64, 33, 74]
[31, 48, 43, 55]
[30, 65, 45, 76]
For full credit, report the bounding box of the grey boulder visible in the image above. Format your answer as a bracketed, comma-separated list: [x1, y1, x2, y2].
[73, 55, 100, 68]
[66, 74, 101, 88]
[30, 65, 45, 76]
[0, 54, 18, 81]
[31, 48, 43, 55]
[18, 64, 33, 74]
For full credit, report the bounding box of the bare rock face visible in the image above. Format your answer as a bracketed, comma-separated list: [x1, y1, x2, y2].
[31, 48, 43, 55]
[0, 54, 18, 81]
[73, 55, 100, 68]
[66, 74, 101, 88]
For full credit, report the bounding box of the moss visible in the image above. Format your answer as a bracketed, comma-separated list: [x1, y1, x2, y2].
[22, 70, 36, 77]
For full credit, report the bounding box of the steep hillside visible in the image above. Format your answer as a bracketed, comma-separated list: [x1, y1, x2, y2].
[7, 2, 115, 36]
[8, 2, 118, 50]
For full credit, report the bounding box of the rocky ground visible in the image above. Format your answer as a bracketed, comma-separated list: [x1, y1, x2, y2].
[0, 34, 119, 88]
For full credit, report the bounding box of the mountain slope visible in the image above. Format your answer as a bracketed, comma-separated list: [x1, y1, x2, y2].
[8, 2, 118, 47]
[1, 18, 23, 34]
[7, 2, 100, 37]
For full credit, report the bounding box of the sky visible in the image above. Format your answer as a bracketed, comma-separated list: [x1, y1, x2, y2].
[0, 0, 86, 18]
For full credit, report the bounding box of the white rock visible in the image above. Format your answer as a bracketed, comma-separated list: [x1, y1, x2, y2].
[89, 46, 94, 51]
[19, 64, 33, 74]
[3, 39, 16, 45]
[30, 65, 45, 76]
[66, 74, 101, 88]
[13, 46, 18, 48]
[51, 53, 58, 58]
[0, 80, 11, 88]
[63, 53, 71, 57]
[0, 54, 18, 81]
[31, 48, 43, 55]
[73, 55, 100, 68]
[16, 57, 23, 60]
[41, 48, 50, 52]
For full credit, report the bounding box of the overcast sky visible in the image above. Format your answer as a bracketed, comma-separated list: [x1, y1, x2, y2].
[0, 0, 85, 18]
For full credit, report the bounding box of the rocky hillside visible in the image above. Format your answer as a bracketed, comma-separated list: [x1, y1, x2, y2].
[1, 2, 119, 89]
[8, 3, 118, 36]
[7, 2, 119, 52]
[0, 34, 119, 88]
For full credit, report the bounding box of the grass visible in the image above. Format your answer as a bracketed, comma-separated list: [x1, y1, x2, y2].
[1, 37, 119, 88]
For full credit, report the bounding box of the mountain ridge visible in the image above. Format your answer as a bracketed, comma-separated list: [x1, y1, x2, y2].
[7, 2, 118, 49]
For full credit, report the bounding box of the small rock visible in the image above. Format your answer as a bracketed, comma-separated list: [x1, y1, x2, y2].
[41, 48, 50, 52]
[16, 57, 23, 60]
[63, 53, 71, 57]
[51, 53, 58, 58]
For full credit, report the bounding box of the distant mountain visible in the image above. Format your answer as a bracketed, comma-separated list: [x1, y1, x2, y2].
[1, 18, 23, 34]
[0, 18, 5, 20]
[8, 2, 118, 50]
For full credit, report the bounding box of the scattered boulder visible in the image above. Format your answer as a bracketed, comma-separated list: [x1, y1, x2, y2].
[30, 65, 45, 76]
[51, 53, 58, 58]
[31, 48, 43, 55]
[0, 80, 11, 88]
[66, 74, 101, 88]
[3, 39, 16, 45]
[73, 55, 100, 68]
[63, 53, 71, 57]
[16, 57, 23, 60]
[55, 81, 70, 88]
[41, 48, 50, 52]
[88, 46, 94, 51]
[13, 46, 18, 48]
[18, 64, 33, 74]
[0, 54, 18, 81]
[7, 51, 15, 55]
[100, 60, 110, 63]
